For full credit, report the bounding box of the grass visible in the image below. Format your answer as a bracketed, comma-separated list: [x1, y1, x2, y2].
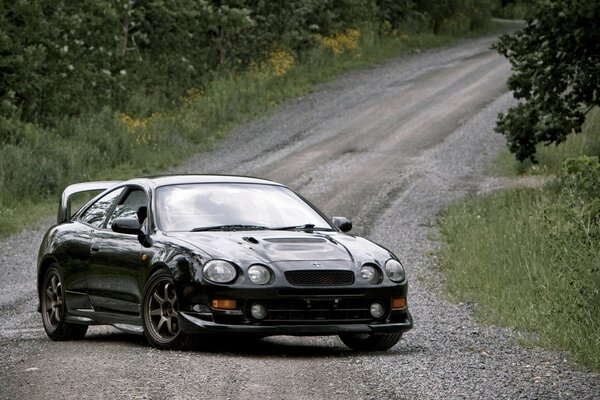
[438, 109, 600, 372]
[0, 21, 508, 238]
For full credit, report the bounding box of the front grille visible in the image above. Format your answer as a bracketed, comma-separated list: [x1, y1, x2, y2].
[285, 270, 355, 286]
[248, 298, 387, 324]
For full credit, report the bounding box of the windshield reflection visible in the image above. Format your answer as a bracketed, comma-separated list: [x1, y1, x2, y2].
[155, 183, 331, 232]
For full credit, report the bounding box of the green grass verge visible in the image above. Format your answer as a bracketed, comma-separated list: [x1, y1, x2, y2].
[0, 22, 508, 238]
[438, 188, 600, 371]
[439, 109, 600, 372]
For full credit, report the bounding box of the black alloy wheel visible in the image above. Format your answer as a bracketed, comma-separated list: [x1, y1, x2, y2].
[339, 333, 402, 351]
[142, 269, 191, 350]
[41, 265, 88, 340]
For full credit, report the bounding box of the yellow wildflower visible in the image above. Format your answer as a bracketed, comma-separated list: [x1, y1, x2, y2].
[119, 113, 151, 145]
[315, 28, 361, 55]
[268, 49, 295, 77]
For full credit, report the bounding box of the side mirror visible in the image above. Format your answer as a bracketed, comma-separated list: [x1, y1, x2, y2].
[111, 218, 142, 235]
[332, 216, 352, 233]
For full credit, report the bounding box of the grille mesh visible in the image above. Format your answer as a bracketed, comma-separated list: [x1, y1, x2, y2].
[284, 270, 355, 286]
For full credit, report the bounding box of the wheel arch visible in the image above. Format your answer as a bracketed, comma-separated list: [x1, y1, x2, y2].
[146, 262, 173, 279]
[37, 256, 59, 311]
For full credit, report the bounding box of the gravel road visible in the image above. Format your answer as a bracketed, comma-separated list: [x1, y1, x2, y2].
[1, 34, 599, 399]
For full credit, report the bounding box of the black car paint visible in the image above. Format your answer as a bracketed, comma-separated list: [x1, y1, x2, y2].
[37, 175, 412, 337]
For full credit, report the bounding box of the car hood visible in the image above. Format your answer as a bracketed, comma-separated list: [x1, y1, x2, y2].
[166, 230, 394, 268]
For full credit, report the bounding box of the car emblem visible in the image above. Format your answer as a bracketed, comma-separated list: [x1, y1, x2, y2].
[311, 261, 322, 268]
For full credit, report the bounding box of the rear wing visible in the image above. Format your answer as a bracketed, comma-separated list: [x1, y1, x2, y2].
[58, 181, 121, 223]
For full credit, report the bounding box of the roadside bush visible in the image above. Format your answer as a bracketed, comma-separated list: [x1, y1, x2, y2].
[415, 0, 492, 33]
[546, 156, 600, 253]
[492, 0, 538, 20]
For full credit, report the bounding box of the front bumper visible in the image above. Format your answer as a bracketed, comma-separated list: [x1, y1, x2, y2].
[179, 311, 413, 336]
[178, 278, 413, 337]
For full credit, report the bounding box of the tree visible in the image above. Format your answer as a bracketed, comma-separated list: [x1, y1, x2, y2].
[493, 0, 600, 162]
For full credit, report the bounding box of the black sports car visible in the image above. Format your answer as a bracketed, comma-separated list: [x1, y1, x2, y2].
[38, 175, 413, 350]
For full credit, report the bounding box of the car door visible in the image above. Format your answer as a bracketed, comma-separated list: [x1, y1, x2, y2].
[87, 186, 148, 314]
[69, 187, 125, 310]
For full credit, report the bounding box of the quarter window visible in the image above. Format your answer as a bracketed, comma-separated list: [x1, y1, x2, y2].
[79, 188, 124, 228]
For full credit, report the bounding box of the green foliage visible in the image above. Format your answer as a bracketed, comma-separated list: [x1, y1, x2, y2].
[376, 0, 429, 34]
[492, 0, 539, 19]
[556, 156, 600, 203]
[490, 108, 600, 177]
[414, 0, 492, 33]
[0, 0, 494, 125]
[494, 0, 600, 162]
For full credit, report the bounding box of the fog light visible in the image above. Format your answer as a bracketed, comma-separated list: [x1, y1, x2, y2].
[370, 302, 385, 318]
[250, 303, 267, 320]
[211, 299, 237, 310]
[192, 304, 211, 313]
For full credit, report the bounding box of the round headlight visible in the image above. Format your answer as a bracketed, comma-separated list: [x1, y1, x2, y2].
[248, 264, 271, 284]
[360, 265, 380, 284]
[385, 259, 405, 282]
[203, 260, 237, 284]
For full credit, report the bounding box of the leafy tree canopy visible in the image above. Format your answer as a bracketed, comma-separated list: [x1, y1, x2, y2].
[494, 0, 600, 162]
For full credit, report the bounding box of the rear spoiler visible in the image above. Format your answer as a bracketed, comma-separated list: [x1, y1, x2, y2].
[58, 181, 121, 223]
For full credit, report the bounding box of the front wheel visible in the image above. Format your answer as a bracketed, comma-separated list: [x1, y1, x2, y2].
[142, 269, 192, 350]
[339, 333, 402, 351]
[41, 266, 88, 341]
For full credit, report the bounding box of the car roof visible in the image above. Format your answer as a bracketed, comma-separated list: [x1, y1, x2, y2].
[124, 174, 284, 189]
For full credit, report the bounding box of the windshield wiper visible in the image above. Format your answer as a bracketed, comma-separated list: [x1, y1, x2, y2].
[190, 224, 268, 232]
[270, 224, 333, 231]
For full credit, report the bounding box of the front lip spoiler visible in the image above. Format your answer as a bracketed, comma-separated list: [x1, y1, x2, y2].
[179, 312, 413, 336]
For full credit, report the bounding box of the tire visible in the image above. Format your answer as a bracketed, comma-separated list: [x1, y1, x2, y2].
[41, 266, 88, 341]
[339, 333, 402, 351]
[142, 269, 192, 350]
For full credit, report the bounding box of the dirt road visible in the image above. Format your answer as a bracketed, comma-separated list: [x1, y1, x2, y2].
[1, 34, 598, 399]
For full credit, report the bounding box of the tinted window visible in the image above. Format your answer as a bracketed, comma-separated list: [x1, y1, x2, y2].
[106, 189, 148, 228]
[80, 188, 124, 228]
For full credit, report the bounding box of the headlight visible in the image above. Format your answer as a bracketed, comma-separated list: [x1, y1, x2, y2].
[360, 265, 380, 284]
[203, 260, 237, 284]
[248, 264, 271, 284]
[385, 259, 405, 282]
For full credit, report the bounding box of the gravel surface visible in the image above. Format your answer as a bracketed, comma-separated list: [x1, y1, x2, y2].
[1, 34, 598, 399]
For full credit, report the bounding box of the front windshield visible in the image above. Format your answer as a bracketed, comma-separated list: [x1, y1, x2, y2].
[155, 183, 332, 232]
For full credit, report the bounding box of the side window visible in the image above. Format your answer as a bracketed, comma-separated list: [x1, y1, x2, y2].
[106, 189, 148, 229]
[79, 188, 124, 228]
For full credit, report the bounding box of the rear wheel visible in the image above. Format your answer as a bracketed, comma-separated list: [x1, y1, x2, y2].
[142, 269, 192, 350]
[339, 333, 402, 351]
[41, 266, 88, 341]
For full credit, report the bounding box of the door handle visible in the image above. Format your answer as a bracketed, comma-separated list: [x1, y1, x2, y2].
[90, 243, 100, 252]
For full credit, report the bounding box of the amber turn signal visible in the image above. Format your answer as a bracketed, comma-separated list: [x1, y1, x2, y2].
[211, 299, 238, 310]
[391, 297, 406, 309]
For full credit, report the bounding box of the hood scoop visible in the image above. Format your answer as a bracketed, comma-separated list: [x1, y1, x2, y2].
[258, 236, 350, 261]
[243, 236, 260, 245]
[263, 237, 327, 243]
